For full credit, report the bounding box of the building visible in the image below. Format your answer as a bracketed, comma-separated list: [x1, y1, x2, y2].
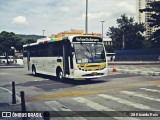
[103, 37, 112, 46]
[51, 29, 84, 38]
[50, 29, 101, 38]
[136, 0, 155, 38]
[50, 29, 114, 45]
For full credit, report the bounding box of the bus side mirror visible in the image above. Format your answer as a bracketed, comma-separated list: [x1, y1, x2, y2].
[101, 53, 105, 59]
[101, 50, 105, 59]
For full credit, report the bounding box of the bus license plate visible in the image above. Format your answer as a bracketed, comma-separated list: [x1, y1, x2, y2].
[92, 72, 97, 75]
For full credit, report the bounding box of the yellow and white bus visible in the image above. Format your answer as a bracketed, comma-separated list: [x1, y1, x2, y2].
[23, 35, 108, 80]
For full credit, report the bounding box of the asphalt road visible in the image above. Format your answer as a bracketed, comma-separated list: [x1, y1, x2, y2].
[0, 67, 160, 120]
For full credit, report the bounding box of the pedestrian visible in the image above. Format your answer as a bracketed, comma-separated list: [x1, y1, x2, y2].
[113, 55, 115, 61]
[110, 56, 113, 62]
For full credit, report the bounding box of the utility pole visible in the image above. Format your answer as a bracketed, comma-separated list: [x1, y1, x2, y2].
[42, 30, 45, 37]
[122, 34, 125, 49]
[85, 0, 88, 34]
[101, 21, 105, 40]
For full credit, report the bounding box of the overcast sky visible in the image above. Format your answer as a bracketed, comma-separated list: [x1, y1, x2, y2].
[0, 0, 136, 36]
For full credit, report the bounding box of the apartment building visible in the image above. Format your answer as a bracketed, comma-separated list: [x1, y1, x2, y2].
[136, 0, 154, 38]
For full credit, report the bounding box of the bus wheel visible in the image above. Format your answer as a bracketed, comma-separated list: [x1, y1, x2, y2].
[32, 66, 37, 76]
[56, 69, 63, 80]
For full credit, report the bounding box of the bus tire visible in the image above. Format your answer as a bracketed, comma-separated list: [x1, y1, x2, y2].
[56, 69, 63, 81]
[32, 66, 37, 76]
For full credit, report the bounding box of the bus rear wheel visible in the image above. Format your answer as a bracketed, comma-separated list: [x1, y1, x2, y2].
[56, 69, 63, 80]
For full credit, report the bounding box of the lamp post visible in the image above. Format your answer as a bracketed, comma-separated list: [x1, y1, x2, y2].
[100, 21, 105, 40]
[85, 0, 88, 34]
[122, 34, 125, 49]
[42, 30, 45, 37]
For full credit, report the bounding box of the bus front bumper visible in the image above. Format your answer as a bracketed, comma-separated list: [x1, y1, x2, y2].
[70, 68, 108, 80]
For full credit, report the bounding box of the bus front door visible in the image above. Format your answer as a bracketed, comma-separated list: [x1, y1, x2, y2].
[63, 40, 70, 77]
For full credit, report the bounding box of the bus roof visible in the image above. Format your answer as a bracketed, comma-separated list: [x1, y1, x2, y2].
[23, 35, 102, 47]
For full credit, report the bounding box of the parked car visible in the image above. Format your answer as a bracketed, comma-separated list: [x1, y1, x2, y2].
[0, 56, 14, 63]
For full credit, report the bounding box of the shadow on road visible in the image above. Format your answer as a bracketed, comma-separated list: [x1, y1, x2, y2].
[2, 73, 108, 91]
[26, 73, 107, 85]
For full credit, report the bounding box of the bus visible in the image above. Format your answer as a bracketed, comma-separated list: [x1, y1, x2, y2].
[23, 35, 108, 80]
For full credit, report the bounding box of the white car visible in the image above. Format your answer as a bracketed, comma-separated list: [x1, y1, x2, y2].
[0, 56, 14, 63]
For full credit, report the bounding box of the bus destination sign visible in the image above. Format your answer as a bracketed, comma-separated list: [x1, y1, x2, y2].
[73, 37, 102, 42]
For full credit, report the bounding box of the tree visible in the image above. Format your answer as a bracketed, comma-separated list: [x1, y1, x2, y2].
[0, 31, 22, 64]
[140, 1, 160, 48]
[107, 27, 122, 50]
[107, 14, 146, 50]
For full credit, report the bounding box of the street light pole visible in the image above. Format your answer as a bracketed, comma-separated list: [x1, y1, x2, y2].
[122, 34, 125, 49]
[42, 30, 45, 37]
[101, 21, 105, 40]
[85, 0, 88, 34]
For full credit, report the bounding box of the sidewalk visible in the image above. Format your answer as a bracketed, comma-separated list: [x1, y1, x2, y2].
[0, 87, 21, 119]
[108, 61, 160, 76]
[108, 61, 160, 65]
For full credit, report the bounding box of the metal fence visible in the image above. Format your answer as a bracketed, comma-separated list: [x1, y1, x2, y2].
[115, 49, 160, 61]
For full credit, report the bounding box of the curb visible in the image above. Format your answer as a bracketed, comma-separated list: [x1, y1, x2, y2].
[0, 66, 22, 68]
[0, 64, 23, 68]
[108, 62, 160, 65]
[108, 68, 160, 76]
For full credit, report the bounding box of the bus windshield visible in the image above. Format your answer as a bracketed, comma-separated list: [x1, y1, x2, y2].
[74, 43, 106, 64]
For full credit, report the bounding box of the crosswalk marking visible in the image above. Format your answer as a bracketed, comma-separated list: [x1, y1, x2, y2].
[45, 101, 86, 120]
[98, 94, 157, 111]
[73, 97, 140, 120]
[73, 97, 114, 111]
[121, 91, 160, 102]
[45, 101, 72, 111]
[43, 87, 160, 120]
[140, 88, 160, 93]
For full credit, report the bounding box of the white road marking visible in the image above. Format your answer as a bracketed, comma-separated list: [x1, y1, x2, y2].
[45, 101, 72, 111]
[0, 73, 8, 75]
[45, 101, 86, 120]
[73, 97, 140, 120]
[0, 87, 21, 103]
[140, 88, 160, 93]
[121, 91, 160, 102]
[73, 97, 114, 111]
[34, 79, 49, 81]
[98, 94, 157, 111]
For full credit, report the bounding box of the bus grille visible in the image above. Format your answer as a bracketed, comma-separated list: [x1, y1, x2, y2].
[82, 73, 104, 76]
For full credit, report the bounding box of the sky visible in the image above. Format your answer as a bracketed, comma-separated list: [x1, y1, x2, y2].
[0, 0, 136, 36]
